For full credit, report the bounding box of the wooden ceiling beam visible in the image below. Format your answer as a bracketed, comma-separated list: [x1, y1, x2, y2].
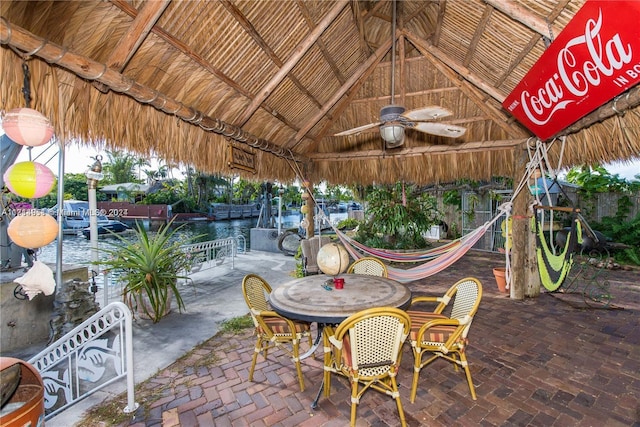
[0, 18, 300, 161]
[350, 86, 459, 104]
[494, 0, 570, 87]
[105, 0, 170, 71]
[95, 0, 170, 92]
[232, 0, 349, 127]
[431, 0, 447, 46]
[483, 0, 562, 39]
[286, 39, 393, 151]
[405, 31, 524, 139]
[296, 0, 346, 85]
[110, 0, 251, 99]
[308, 138, 525, 161]
[464, 5, 493, 68]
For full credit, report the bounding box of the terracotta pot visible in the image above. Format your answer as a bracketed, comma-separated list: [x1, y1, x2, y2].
[492, 268, 508, 293]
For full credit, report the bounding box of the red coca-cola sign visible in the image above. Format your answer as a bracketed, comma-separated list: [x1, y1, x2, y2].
[502, 0, 640, 140]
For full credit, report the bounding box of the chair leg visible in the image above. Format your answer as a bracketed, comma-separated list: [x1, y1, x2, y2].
[459, 352, 477, 400]
[292, 340, 305, 391]
[249, 338, 261, 381]
[350, 379, 359, 427]
[391, 375, 407, 427]
[410, 346, 422, 403]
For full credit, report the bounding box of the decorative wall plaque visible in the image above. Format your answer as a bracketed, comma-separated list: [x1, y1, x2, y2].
[228, 145, 256, 173]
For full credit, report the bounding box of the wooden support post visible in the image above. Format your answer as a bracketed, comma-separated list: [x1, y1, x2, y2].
[303, 182, 315, 238]
[511, 143, 542, 299]
[510, 148, 528, 300]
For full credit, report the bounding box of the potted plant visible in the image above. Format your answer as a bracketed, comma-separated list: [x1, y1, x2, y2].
[99, 220, 195, 323]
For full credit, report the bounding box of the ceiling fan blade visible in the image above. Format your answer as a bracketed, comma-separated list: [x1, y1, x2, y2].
[402, 106, 453, 121]
[412, 122, 467, 138]
[334, 121, 381, 136]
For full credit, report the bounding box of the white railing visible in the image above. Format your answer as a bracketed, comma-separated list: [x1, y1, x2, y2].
[183, 237, 236, 273]
[28, 302, 138, 420]
[100, 237, 241, 306]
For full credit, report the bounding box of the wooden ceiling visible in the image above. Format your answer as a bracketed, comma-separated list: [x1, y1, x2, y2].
[1, 0, 639, 185]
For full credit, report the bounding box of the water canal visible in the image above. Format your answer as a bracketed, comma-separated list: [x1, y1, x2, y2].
[33, 215, 303, 265]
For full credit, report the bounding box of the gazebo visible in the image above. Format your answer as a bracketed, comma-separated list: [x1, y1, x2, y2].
[1, 0, 639, 299]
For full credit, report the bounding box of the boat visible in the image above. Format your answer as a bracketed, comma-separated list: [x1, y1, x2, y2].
[81, 220, 130, 238]
[47, 200, 131, 237]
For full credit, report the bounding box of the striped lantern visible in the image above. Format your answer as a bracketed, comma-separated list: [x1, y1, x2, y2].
[8, 213, 58, 248]
[1, 108, 54, 146]
[3, 161, 56, 199]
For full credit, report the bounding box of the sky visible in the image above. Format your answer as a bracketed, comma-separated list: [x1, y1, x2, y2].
[7, 137, 640, 181]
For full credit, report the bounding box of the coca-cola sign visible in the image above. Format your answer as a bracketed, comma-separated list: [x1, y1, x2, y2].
[502, 0, 640, 140]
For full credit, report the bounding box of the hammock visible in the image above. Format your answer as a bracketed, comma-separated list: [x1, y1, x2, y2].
[333, 227, 465, 262]
[285, 153, 510, 285]
[333, 213, 505, 283]
[533, 214, 582, 291]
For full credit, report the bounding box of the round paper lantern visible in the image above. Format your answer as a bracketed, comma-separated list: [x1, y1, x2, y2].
[2, 108, 55, 147]
[8, 213, 58, 248]
[3, 161, 56, 199]
[317, 243, 350, 276]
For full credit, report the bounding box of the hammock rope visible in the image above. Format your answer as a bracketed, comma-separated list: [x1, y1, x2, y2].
[329, 203, 510, 283]
[333, 228, 465, 262]
[285, 148, 516, 285]
[533, 213, 582, 291]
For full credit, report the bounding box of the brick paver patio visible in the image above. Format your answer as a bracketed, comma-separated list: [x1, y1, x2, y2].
[88, 251, 639, 426]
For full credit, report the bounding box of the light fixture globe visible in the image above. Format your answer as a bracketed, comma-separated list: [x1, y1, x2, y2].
[316, 242, 350, 276]
[8, 213, 58, 249]
[3, 161, 56, 199]
[2, 108, 55, 147]
[379, 105, 406, 147]
[380, 124, 405, 147]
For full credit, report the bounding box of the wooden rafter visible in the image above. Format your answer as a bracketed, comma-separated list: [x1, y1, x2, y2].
[106, 0, 170, 72]
[286, 39, 393, 151]
[464, 5, 493, 68]
[405, 31, 524, 138]
[494, 0, 571, 87]
[0, 19, 300, 161]
[308, 138, 526, 161]
[431, 0, 447, 46]
[232, 0, 348, 127]
[95, 0, 170, 92]
[484, 0, 562, 39]
[110, 0, 247, 98]
[296, 0, 346, 85]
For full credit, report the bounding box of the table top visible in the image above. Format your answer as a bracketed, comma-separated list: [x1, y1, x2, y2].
[269, 274, 412, 324]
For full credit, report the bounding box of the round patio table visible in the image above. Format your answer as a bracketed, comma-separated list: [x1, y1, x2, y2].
[269, 273, 412, 409]
[269, 273, 412, 324]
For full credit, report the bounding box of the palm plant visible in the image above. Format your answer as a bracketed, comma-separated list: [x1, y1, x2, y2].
[99, 220, 193, 322]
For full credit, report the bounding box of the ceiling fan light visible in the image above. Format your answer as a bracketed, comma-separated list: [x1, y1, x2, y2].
[380, 124, 404, 146]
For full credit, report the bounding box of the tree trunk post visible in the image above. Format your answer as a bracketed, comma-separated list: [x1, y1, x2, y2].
[303, 181, 315, 238]
[510, 144, 528, 300]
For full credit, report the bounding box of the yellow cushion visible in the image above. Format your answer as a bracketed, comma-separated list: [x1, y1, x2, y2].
[260, 317, 310, 334]
[407, 311, 457, 343]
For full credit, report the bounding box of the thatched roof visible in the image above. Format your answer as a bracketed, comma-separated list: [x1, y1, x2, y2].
[1, 0, 639, 186]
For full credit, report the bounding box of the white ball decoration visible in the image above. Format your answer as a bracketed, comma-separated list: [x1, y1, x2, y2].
[317, 243, 350, 276]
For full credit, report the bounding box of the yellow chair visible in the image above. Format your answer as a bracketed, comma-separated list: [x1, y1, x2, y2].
[407, 277, 482, 402]
[242, 274, 312, 391]
[323, 307, 411, 427]
[346, 256, 388, 277]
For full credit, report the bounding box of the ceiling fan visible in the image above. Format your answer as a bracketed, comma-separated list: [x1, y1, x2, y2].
[334, 0, 466, 148]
